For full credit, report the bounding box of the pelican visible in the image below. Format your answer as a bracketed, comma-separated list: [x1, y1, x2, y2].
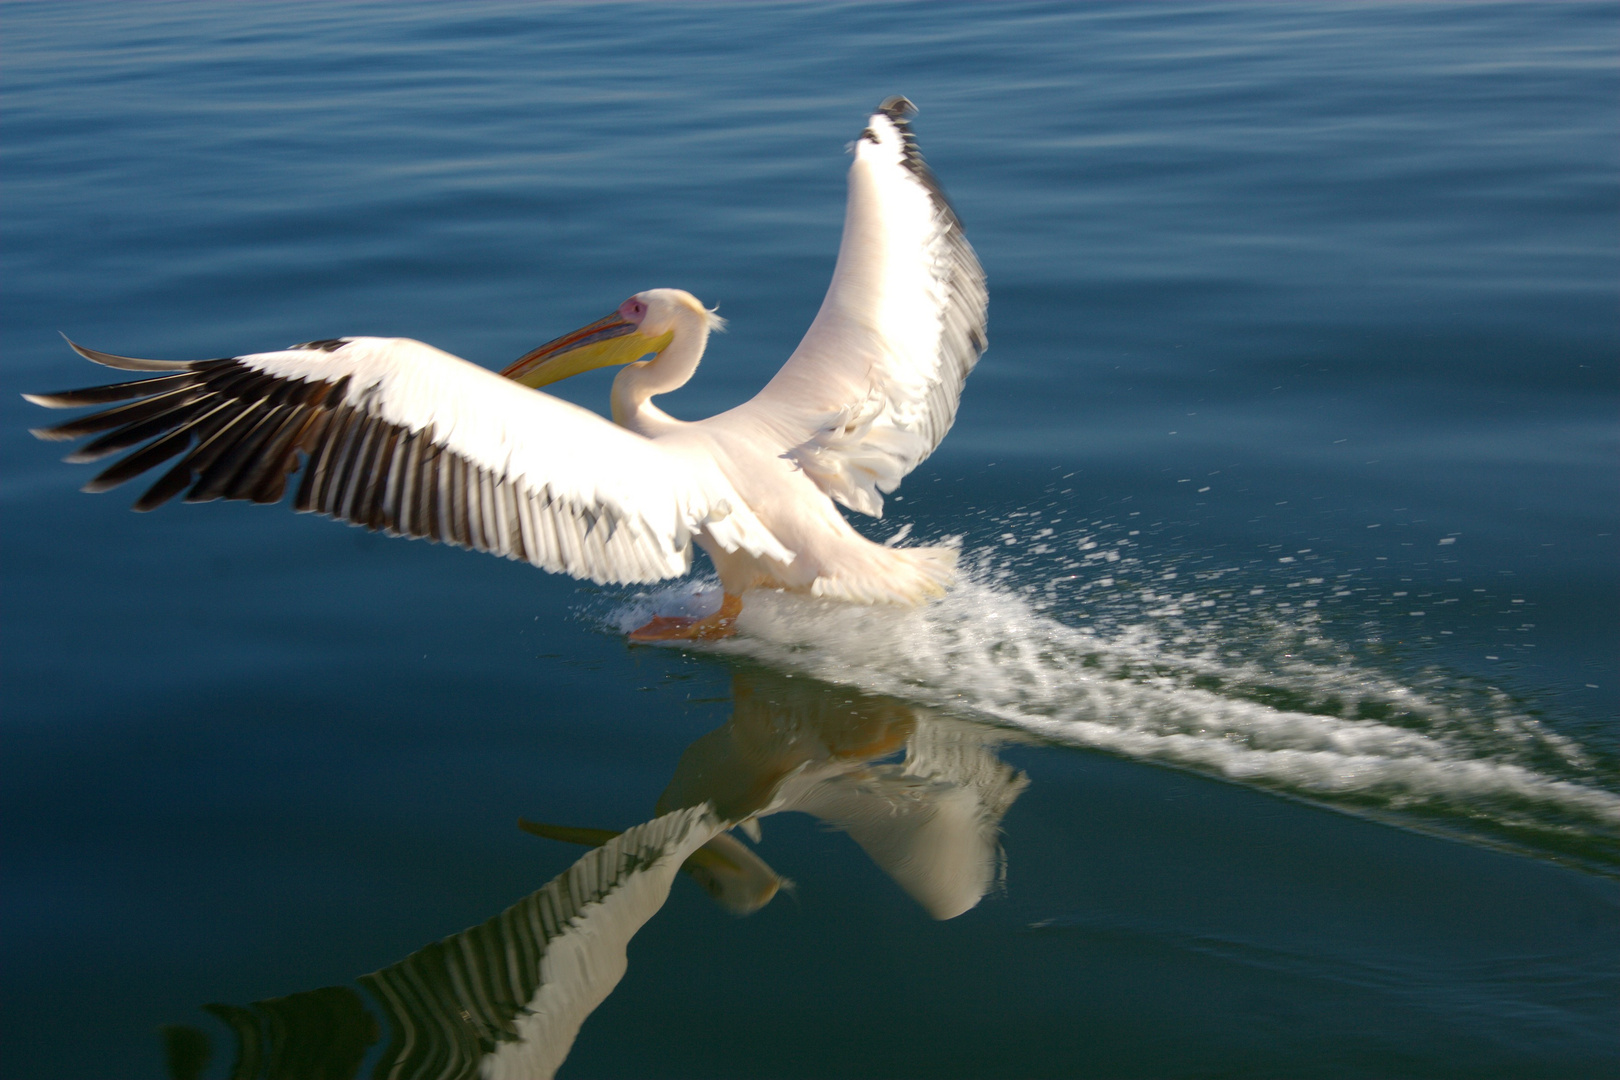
[24, 97, 987, 641]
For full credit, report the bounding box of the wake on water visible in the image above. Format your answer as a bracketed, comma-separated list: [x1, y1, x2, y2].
[602, 521, 1620, 876]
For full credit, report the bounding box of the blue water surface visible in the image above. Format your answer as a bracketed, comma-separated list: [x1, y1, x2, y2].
[3, 3, 1616, 1078]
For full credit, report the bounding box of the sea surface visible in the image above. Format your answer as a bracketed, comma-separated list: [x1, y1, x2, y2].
[2, 3, 1616, 1078]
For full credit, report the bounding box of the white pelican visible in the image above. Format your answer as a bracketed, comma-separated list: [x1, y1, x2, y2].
[25, 97, 987, 641]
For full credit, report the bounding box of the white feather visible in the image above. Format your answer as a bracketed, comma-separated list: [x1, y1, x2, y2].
[32, 100, 983, 610]
[711, 106, 988, 519]
[236, 337, 792, 582]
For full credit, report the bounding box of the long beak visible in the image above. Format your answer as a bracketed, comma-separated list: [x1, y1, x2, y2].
[517, 819, 622, 846]
[500, 312, 671, 389]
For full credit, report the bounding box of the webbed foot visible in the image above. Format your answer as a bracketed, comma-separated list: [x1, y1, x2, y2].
[629, 593, 742, 642]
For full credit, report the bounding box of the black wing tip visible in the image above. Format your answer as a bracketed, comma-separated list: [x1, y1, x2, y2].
[58, 333, 203, 373]
[877, 96, 917, 122]
[27, 423, 73, 440]
[868, 96, 961, 225]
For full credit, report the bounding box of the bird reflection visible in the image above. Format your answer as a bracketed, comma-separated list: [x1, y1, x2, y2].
[162, 667, 1027, 1080]
[662, 665, 1030, 920]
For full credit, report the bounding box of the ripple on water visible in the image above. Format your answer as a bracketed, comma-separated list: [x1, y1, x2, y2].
[601, 530, 1620, 877]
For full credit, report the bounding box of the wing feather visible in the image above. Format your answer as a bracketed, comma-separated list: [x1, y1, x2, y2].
[355, 807, 725, 1079]
[29, 336, 791, 584]
[716, 98, 988, 518]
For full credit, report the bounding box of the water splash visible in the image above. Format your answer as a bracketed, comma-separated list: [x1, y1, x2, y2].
[604, 524, 1620, 875]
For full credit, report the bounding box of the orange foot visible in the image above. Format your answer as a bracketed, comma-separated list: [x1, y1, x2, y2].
[629, 593, 743, 642]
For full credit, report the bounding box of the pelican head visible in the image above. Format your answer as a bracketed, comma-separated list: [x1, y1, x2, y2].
[681, 830, 788, 916]
[500, 288, 721, 389]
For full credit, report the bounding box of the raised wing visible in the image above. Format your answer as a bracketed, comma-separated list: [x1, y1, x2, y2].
[717, 97, 988, 518]
[26, 337, 790, 584]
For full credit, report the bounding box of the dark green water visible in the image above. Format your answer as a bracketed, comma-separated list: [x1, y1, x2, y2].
[2, 3, 1615, 1077]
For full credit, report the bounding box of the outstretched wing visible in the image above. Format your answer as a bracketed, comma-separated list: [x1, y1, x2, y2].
[713, 97, 988, 518]
[26, 337, 791, 584]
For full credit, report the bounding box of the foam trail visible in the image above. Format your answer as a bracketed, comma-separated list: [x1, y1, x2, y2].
[609, 569, 1620, 857]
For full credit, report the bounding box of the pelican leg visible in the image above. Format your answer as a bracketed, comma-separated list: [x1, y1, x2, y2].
[629, 593, 742, 642]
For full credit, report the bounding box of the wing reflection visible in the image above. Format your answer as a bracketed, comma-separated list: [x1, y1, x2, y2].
[163, 668, 1027, 1080]
[365, 806, 723, 1080]
[517, 818, 788, 916]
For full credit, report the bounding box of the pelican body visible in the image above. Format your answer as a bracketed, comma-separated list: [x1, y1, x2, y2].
[25, 98, 987, 641]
